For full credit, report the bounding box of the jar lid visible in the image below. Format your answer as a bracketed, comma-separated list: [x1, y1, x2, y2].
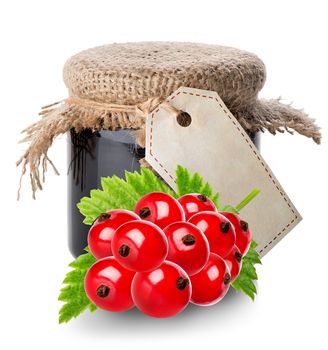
[63, 42, 266, 112]
[17, 42, 321, 198]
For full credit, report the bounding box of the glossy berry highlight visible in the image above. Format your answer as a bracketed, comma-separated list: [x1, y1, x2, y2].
[189, 211, 236, 258]
[131, 260, 191, 318]
[178, 193, 217, 220]
[134, 192, 185, 229]
[164, 221, 210, 276]
[84, 257, 135, 312]
[190, 253, 231, 306]
[111, 220, 168, 272]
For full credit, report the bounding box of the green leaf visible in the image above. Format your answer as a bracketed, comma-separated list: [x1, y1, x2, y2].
[175, 165, 190, 195]
[231, 240, 262, 301]
[58, 250, 97, 323]
[175, 165, 220, 207]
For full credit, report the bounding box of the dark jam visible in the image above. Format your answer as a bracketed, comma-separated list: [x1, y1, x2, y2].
[67, 128, 260, 258]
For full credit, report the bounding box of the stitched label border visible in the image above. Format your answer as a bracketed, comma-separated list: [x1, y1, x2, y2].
[146, 87, 300, 255]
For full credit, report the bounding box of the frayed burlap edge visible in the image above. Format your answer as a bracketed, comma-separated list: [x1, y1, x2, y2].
[17, 97, 321, 199]
[236, 98, 321, 144]
[16, 99, 151, 199]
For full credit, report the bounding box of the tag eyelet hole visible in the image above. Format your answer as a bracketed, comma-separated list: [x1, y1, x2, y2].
[176, 111, 192, 127]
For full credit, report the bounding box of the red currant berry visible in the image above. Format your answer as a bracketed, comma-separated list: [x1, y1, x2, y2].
[221, 212, 251, 255]
[163, 222, 210, 276]
[190, 253, 231, 306]
[112, 220, 168, 272]
[131, 260, 191, 318]
[88, 210, 140, 259]
[178, 193, 216, 220]
[134, 192, 185, 229]
[84, 257, 135, 312]
[188, 211, 236, 258]
[224, 245, 243, 281]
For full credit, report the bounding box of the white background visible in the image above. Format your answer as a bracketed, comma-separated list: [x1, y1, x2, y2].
[1, 1, 327, 349]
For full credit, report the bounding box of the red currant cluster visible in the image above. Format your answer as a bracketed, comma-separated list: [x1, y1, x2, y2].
[85, 192, 251, 318]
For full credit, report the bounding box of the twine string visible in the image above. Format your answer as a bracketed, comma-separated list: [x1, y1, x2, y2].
[39, 96, 181, 119]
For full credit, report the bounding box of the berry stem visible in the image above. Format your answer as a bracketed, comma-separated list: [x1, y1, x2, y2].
[235, 188, 260, 212]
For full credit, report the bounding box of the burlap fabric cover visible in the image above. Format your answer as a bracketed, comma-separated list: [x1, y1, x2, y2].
[17, 42, 321, 198]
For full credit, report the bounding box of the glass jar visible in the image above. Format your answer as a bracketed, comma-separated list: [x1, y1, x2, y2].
[67, 129, 260, 257]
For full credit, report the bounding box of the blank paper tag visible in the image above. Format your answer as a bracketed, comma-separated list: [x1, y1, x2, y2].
[145, 87, 301, 257]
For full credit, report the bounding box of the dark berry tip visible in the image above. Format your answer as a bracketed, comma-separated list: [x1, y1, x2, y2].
[220, 221, 231, 233]
[98, 212, 111, 222]
[176, 276, 190, 290]
[223, 273, 231, 285]
[96, 284, 110, 298]
[139, 207, 151, 219]
[235, 251, 243, 262]
[182, 234, 196, 246]
[240, 220, 249, 231]
[197, 194, 207, 202]
[119, 244, 130, 257]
